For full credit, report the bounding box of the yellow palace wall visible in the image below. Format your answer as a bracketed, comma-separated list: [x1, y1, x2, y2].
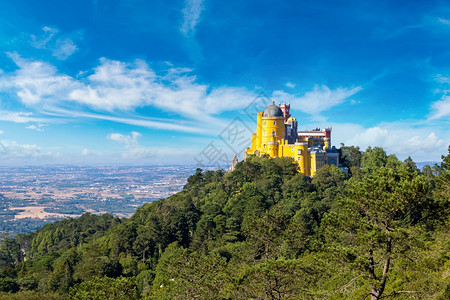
[246, 109, 331, 177]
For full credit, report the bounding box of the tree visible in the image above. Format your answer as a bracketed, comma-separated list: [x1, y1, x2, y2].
[243, 208, 289, 260]
[49, 248, 79, 293]
[339, 144, 363, 177]
[340, 144, 362, 167]
[441, 145, 450, 170]
[234, 258, 316, 299]
[403, 156, 419, 173]
[0, 234, 22, 266]
[149, 243, 230, 299]
[68, 276, 138, 300]
[184, 168, 204, 190]
[324, 167, 435, 299]
[385, 154, 402, 170]
[312, 165, 345, 193]
[0, 277, 19, 293]
[361, 146, 387, 174]
[432, 146, 450, 225]
[421, 164, 434, 181]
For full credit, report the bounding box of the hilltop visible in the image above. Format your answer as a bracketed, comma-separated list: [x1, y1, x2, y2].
[0, 146, 449, 299]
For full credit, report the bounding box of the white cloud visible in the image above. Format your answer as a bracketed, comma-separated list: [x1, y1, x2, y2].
[286, 82, 296, 88]
[180, 0, 205, 37]
[1, 52, 77, 105]
[404, 132, 443, 152]
[31, 26, 78, 60]
[429, 94, 450, 120]
[272, 85, 362, 118]
[52, 38, 78, 60]
[0, 140, 51, 159]
[332, 122, 447, 161]
[0, 130, 3, 134]
[26, 124, 46, 131]
[69, 58, 155, 110]
[31, 26, 58, 48]
[48, 108, 209, 134]
[346, 126, 391, 148]
[434, 74, 450, 84]
[107, 131, 154, 159]
[0, 54, 256, 127]
[204, 87, 256, 114]
[107, 131, 141, 146]
[0, 111, 48, 123]
[430, 72, 450, 120]
[26, 125, 37, 130]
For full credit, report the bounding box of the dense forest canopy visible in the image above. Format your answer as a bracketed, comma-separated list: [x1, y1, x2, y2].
[0, 146, 449, 299]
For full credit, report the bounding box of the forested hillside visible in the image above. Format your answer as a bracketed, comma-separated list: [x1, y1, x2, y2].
[0, 146, 449, 299]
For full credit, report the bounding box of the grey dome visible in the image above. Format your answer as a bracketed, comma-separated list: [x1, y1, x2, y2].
[263, 104, 283, 117]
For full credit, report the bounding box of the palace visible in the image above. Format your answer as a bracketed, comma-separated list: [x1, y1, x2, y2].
[245, 102, 339, 176]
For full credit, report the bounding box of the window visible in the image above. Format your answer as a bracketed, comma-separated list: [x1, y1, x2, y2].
[264, 121, 266, 125]
[291, 147, 294, 152]
[297, 157, 301, 161]
[273, 121, 276, 125]
[298, 149, 302, 155]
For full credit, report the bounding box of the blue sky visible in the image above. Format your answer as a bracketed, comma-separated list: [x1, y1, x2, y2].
[0, 0, 449, 166]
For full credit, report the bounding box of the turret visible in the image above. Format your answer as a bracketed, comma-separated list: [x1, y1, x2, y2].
[279, 103, 291, 122]
[261, 102, 285, 150]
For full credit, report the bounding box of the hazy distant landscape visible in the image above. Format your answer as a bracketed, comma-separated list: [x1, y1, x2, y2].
[0, 165, 198, 236]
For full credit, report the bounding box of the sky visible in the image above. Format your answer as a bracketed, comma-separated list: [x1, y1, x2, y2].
[0, 0, 449, 166]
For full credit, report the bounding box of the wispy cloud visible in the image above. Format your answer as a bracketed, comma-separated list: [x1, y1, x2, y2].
[180, 0, 205, 37]
[0, 54, 255, 132]
[31, 26, 79, 60]
[437, 17, 450, 25]
[0, 111, 49, 123]
[429, 95, 450, 120]
[1, 52, 77, 105]
[372, 13, 450, 41]
[0, 54, 370, 136]
[26, 124, 46, 131]
[430, 72, 450, 120]
[286, 82, 295, 88]
[272, 85, 362, 119]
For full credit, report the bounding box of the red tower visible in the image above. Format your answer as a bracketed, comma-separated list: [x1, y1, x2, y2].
[278, 103, 291, 122]
[323, 127, 331, 139]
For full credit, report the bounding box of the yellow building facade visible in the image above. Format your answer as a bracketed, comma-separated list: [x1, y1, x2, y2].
[246, 102, 338, 177]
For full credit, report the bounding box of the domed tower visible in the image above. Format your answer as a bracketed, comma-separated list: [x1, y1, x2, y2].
[260, 102, 285, 155]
